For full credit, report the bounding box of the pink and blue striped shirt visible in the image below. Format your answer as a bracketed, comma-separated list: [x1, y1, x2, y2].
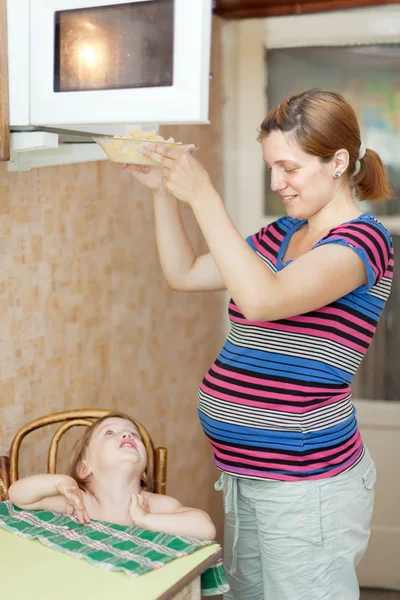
[198, 213, 393, 481]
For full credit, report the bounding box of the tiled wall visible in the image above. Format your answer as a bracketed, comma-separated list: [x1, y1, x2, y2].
[0, 18, 225, 536]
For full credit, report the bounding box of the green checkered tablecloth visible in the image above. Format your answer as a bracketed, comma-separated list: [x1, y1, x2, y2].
[0, 501, 228, 596]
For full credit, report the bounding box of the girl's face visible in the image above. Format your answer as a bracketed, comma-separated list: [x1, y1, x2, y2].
[261, 130, 340, 220]
[84, 417, 147, 477]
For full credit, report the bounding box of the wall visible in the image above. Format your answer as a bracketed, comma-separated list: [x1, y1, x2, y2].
[0, 18, 225, 538]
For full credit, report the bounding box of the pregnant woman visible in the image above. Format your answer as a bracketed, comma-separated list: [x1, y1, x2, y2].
[123, 89, 394, 600]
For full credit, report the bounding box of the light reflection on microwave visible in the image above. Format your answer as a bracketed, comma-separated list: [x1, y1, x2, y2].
[75, 41, 107, 86]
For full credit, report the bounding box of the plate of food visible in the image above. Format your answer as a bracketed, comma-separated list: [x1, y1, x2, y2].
[93, 129, 185, 166]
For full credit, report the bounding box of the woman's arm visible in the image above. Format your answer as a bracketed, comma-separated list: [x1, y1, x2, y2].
[122, 160, 225, 292]
[191, 191, 367, 321]
[153, 187, 225, 292]
[141, 145, 368, 321]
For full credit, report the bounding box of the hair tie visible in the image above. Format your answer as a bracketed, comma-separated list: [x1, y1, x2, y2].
[353, 142, 366, 176]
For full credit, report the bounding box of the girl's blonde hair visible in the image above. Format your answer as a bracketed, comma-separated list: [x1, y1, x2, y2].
[68, 412, 152, 491]
[258, 88, 393, 202]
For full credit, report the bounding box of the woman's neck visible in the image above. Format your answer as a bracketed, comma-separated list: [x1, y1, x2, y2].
[306, 189, 363, 236]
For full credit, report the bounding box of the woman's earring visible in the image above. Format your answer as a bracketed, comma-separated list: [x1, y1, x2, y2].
[334, 171, 342, 179]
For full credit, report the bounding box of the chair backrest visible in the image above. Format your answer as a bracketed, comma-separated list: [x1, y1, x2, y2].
[0, 409, 167, 501]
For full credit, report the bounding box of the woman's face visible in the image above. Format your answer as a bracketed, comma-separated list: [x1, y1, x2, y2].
[261, 130, 338, 220]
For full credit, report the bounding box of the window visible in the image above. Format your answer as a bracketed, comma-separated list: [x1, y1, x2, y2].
[265, 45, 400, 218]
[222, 7, 400, 401]
[265, 44, 400, 401]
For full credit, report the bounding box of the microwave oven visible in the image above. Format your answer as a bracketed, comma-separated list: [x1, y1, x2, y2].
[7, 0, 212, 134]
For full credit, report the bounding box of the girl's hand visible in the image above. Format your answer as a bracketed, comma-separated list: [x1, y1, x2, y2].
[56, 478, 90, 524]
[130, 492, 150, 527]
[120, 163, 164, 191]
[139, 144, 211, 206]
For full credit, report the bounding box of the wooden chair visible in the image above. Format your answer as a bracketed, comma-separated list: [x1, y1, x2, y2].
[0, 409, 167, 502]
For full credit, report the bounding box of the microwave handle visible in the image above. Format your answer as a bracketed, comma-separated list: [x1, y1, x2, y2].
[29, 126, 115, 140]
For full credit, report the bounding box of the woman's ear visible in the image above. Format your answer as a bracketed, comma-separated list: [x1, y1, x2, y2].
[76, 460, 91, 480]
[332, 148, 350, 175]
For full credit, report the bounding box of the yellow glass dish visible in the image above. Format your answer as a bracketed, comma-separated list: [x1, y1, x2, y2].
[93, 136, 184, 166]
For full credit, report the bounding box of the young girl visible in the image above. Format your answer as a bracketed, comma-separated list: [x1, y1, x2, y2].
[8, 412, 216, 540]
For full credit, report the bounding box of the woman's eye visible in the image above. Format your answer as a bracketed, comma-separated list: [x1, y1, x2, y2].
[284, 168, 296, 174]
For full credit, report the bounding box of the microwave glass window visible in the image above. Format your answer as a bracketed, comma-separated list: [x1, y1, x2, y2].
[54, 0, 174, 92]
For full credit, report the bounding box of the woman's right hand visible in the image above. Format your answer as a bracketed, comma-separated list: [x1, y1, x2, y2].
[121, 146, 196, 192]
[121, 163, 163, 191]
[56, 477, 90, 524]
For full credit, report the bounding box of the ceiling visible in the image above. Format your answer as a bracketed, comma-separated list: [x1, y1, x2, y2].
[213, 0, 400, 19]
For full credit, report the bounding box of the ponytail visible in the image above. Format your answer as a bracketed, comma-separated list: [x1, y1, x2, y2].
[353, 148, 393, 202]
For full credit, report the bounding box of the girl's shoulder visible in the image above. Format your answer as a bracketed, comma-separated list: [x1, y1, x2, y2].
[142, 490, 182, 512]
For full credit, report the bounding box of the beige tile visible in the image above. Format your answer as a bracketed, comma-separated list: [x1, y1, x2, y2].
[0, 16, 225, 540]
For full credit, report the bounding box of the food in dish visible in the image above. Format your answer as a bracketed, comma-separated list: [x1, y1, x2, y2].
[93, 129, 183, 166]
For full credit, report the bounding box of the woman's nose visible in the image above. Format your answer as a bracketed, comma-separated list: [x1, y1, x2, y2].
[270, 169, 287, 192]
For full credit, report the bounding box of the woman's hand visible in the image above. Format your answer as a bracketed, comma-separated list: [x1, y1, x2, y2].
[129, 492, 150, 527]
[139, 144, 216, 207]
[56, 478, 90, 524]
[120, 163, 164, 191]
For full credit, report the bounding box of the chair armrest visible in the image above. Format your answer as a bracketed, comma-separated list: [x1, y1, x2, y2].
[0, 456, 10, 501]
[155, 447, 167, 495]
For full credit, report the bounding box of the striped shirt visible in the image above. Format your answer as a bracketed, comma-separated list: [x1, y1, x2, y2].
[198, 213, 393, 481]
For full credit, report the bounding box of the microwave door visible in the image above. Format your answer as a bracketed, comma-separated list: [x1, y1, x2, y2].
[29, 0, 212, 125]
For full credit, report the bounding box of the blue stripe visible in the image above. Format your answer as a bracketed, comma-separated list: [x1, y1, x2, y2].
[199, 411, 358, 451]
[219, 340, 353, 383]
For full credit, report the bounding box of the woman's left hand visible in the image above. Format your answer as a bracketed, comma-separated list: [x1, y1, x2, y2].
[140, 143, 216, 208]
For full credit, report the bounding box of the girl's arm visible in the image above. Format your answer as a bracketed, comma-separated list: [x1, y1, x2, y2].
[131, 493, 216, 540]
[8, 474, 90, 523]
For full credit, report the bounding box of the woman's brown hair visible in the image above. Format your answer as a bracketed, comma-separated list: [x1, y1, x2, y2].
[68, 412, 152, 492]
[258, 88, 393, 202]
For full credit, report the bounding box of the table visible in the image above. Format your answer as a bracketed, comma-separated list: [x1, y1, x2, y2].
[0, 529, 222, 600]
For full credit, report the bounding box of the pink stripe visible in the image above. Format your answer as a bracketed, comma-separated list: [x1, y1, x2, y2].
[200, 382, 349, 413]
[263, 238, 280, 254]
[285, 315, 372, 344]
[203, 375, 348, 403]
[331, 227, 382, 277]
[229, 314, 366, 354]
[260, 249, 277, 264]
[211, 363, 348, 394]
[210, 430, 359, 462]
[212, 440, 359, 472]
[205, 372, 336, 401]
[318, 306, 376, 333]
[215, 447, 363, 481]
[201, 382, 303, 412]
[353, 223, 390, 266]
[268, 226, 285, 241]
